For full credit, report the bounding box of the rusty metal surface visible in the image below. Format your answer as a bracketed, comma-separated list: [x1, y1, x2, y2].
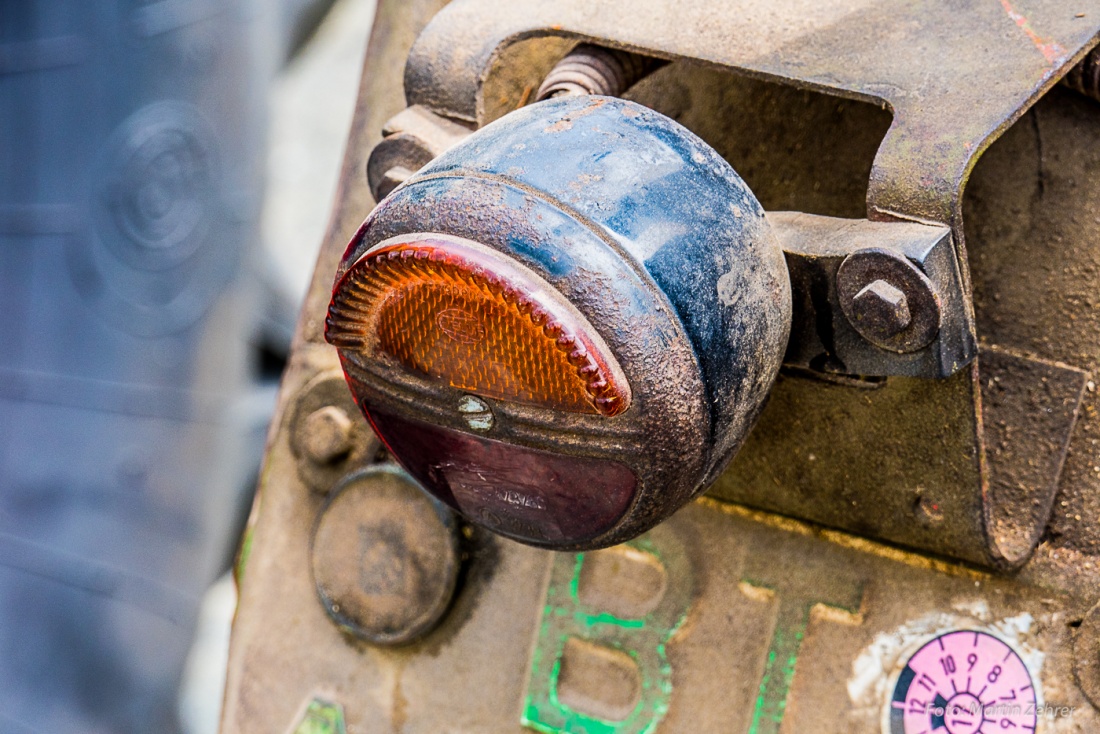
[713, 346, 1085, 570]
[226, 472, 1100, 732]
[769, 213, 967, 376]
[289, 370, 380, 493]
[387, 3, 1100, 568]
[623, 62, 1082, 569]
[223, 2, 1100, 733]
[1075, 602, 1100, 710]
[965, 86, 1100, 593]
[836, 249, 942, 354]
[405, 0, 1100, 223]
[310, 465, 460, 645]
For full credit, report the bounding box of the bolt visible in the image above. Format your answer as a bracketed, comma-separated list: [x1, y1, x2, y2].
[376, 165, 415, 201]
[836, 248, 941, 353]
[852, 279, 911, 337]
[289, 371, 380, 493]
[457, 394, 494, 431]
[300, 405, 353, 464]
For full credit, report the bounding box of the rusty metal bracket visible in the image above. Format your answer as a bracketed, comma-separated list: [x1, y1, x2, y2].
[771, 213, 971, 378]
[405, 0, 1100, 224]
[713, 347, 1087, 569]
[400, 0, 1100, 368]
[366, 105, 473, 201]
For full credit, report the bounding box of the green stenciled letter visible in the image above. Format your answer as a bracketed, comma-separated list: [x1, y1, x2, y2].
[522, 524, 694, 734]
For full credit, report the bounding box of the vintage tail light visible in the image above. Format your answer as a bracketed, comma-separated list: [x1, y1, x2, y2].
[326, 95, 791, 550]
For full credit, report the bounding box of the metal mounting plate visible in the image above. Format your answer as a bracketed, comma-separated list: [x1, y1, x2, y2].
[407, 0, 1100, 224]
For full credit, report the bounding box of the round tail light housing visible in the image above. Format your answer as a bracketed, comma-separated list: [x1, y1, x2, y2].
[326, 95, 790, 550]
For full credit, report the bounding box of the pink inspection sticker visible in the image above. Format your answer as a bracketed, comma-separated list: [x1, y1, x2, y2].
[890, 630, 1037, 734]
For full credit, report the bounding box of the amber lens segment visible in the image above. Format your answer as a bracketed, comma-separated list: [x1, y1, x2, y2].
[326, 235, 630, 416]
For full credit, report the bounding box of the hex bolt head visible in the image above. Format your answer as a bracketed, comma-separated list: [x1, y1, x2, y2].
[288, 371, 379, 493]
[852, 279, 912, 337]
[837, 248, 942, 353]
[300, 405, 354, 464]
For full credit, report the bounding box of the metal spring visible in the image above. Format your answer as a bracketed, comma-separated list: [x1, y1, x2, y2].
[1063, 47, 1100, 102]
[536, 44, 662, 101]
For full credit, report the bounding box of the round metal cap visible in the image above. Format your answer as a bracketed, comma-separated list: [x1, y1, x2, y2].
[310, 465, 460, 645]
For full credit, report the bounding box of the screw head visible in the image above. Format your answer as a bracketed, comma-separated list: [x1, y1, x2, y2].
[837, 248, 941, 353]
[457, 394, 494, 431]
[300, 405, 353, 464]
[852, 279, 912, 337]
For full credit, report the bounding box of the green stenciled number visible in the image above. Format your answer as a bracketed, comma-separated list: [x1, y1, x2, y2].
[522, 525, 694, 734]
[292, 697, 347, 734]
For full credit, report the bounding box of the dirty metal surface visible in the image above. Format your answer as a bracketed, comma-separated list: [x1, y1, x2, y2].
[224, 2, 1100, 733]
[393, 0, 1100, 569]
[712, 347, 1086, 571]
[626, 59, 1087, 569]
[357, 57, 1080, 568]
[406, 0, 1100, 224]
[965, 86, 1100, 594]
[227, 470, 1100, 733]
[310, 466, 460, 645]
[769, 213, 968, 376]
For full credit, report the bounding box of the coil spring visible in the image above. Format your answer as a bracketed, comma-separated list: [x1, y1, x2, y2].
[1064, 47, 1100, 103]
[536, 44, 662, 101]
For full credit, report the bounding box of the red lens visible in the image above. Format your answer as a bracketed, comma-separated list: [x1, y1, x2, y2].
[365, 406, 637, 546]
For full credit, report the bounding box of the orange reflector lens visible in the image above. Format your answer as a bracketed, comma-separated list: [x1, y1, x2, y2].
[326, 235, 630, 417]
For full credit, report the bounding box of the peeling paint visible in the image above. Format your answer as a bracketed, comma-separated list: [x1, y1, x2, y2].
[999, 0, 1068, 65]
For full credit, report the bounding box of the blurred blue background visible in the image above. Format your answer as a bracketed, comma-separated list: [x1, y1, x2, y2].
[0, 1, 374, 731]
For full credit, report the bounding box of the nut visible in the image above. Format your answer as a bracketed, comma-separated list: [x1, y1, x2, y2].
[837, 248, 941, 353]
[299, 405, 353, 464]
[288, 370, 379, 493]
[852, 279, 911, 337]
